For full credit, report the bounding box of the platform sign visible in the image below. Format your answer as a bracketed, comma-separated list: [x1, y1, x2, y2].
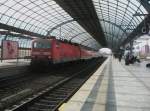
[2, 40, 19, 59]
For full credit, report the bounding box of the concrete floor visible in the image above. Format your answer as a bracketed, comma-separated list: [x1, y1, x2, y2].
[59, 57, 150, 111]
[0, 59, 30, 68]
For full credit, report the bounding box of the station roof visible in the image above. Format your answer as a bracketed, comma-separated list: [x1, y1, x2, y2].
[0, 0, 149, 50]
[92, 0, 148, 49]
[0, 0, 100, 49]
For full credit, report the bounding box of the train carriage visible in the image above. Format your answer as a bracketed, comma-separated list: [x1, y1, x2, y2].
[31, 37, 98, 68]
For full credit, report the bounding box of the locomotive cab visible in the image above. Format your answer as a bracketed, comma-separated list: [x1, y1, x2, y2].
[31, 38, 52, 69]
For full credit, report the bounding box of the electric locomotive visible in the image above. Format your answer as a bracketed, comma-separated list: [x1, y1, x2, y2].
[30, 37, 98, 69]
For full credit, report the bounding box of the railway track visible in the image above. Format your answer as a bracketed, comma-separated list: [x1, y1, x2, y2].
[0, 62, 85, 100]
[5, 58, 104, 111]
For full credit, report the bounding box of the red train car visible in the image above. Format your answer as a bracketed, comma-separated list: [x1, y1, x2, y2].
[51, 38, 81, 63]
[31, 37, 98, 67]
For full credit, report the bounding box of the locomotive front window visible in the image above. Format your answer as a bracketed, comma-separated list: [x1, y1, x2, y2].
[33, 41, 51, 48]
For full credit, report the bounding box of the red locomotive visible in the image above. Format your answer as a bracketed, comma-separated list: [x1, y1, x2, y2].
[30, 37, 98, 68]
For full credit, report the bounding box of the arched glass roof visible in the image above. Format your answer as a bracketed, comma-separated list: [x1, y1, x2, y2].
[0, 0, 100, 49]
[0, 0, 148, 50]
[92, 0, 148, 48]
[51, 21, 100, 47]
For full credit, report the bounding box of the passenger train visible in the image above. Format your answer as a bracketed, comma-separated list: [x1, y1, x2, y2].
[30, 37, 99, 69]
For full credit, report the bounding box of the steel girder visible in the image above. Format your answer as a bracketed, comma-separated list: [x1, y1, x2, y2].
[0, 31, 33, 40]
[54, 0, 107, 46]
[0, 23, 46, 38]
[47, 19, 75, 35]
[69, 32, 87, 42]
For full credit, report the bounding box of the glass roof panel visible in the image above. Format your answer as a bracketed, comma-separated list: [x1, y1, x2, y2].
[92, 0, 148, 48]
[50, 21, 100, 47]
[0, 0, 100, 49]
[0, 0, 70, 34]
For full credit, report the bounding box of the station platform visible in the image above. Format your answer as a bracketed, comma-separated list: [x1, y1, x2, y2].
[0, 59, 30, 78]
[59, 57, 150, 111]
[0, 59, 30, 69]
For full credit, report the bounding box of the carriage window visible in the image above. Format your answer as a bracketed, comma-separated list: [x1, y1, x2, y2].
[33, 41, 51, 48]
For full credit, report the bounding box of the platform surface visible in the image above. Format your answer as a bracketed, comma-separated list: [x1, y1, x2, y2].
[59, 57, 150, 111]
[0, 59, 30, 69]
[0, 59, 30, 78]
